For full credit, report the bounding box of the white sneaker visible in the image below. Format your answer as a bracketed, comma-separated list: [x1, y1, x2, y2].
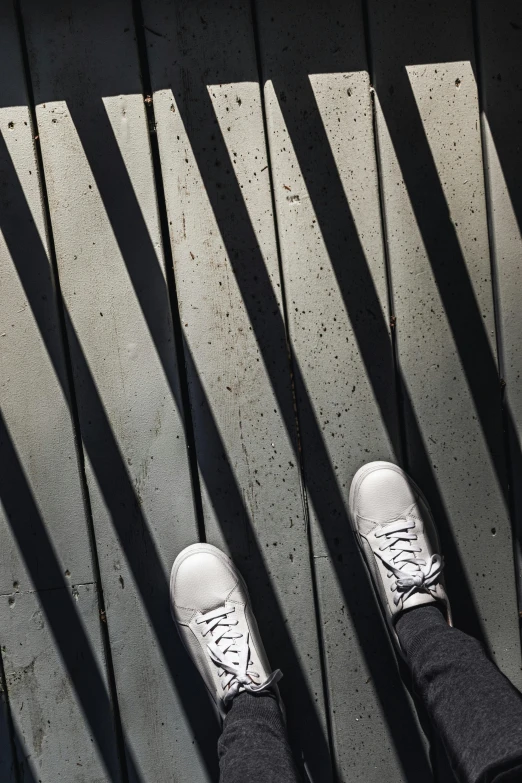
[348, 461, 452, 652]
[170, 543, 283, 719]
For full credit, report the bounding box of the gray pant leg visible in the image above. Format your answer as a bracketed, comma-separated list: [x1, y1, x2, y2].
[218, 692, 301, 783]
[396, 606, 522, 783]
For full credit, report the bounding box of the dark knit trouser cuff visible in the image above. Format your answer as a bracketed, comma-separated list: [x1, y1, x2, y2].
[226, 690, 284, 727]
[395, 603, 448, 658]
[218, 691, 301, 783]
[396, 605, 522, 783]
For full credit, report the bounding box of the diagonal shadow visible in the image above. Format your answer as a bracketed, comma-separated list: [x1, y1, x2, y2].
[0, 129, 219, 781]
[362, 0, 522, 616]
[18, 0, 409, 775]
[356, 7, 522, 615]
[16, 0, 338, 771]
[6, 0, 335, 766]
[139, 2, 480, 773]
[0, 77, 333, 779]
[16, 15, 488, 783]
[182, 342, 333, 780]
[61, 95, 332, 781]
[0, 653, 26, 783]
[0, 128, 143, 783]
[475, 1, 522, 604]
[15, 0, 337, 764]
[477, 7, 522, 237]
[11, 723, 40, 783]
[366, 7, 521, 645]
[0, 663, 45, 783]
[265, 47, 488, 649]
[375, 66, 509, 501]
[14, 3, 510, 781]
[251, 4, 501, 769]
[0, 408, 124, 783]
[63, 311, 222, 780]
[165, 65, 433, 779]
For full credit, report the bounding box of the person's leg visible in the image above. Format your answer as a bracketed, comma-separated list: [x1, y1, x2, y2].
[218, 691, 300, 783]
[170, 543, 301, 783]
[396, 605, 522, 783]
[349, 461, 522, 783]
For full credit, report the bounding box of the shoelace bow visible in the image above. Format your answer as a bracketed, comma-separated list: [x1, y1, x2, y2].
[196, 605, 281, 704]
[374, 517, 444, 607]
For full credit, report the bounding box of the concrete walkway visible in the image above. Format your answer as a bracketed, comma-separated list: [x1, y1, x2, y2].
[0, 1, 521, 781]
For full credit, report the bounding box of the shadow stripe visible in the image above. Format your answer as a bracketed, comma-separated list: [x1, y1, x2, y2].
[61, 93, 331, 777]
[269, 67, 487, 647]
[0, 408, 124, 783]
[166, 64, 433, 777]
[0, 129, 218, 780]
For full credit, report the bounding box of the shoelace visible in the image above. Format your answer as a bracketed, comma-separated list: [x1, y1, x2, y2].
[196, 605, 282, 705]
[374, 517, 444, 607]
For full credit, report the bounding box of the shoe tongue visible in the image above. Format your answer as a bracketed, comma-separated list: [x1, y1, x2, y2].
[199, 590, 232, 614]
[381, 502, 418, 527]
[359, 503, 417, 534]
[391, 507, 423, 575]
[400, 561, 418, 575]
[402, 592, 436, 611]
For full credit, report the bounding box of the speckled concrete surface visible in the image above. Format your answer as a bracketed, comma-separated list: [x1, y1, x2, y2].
[0, 1, 520, 781]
